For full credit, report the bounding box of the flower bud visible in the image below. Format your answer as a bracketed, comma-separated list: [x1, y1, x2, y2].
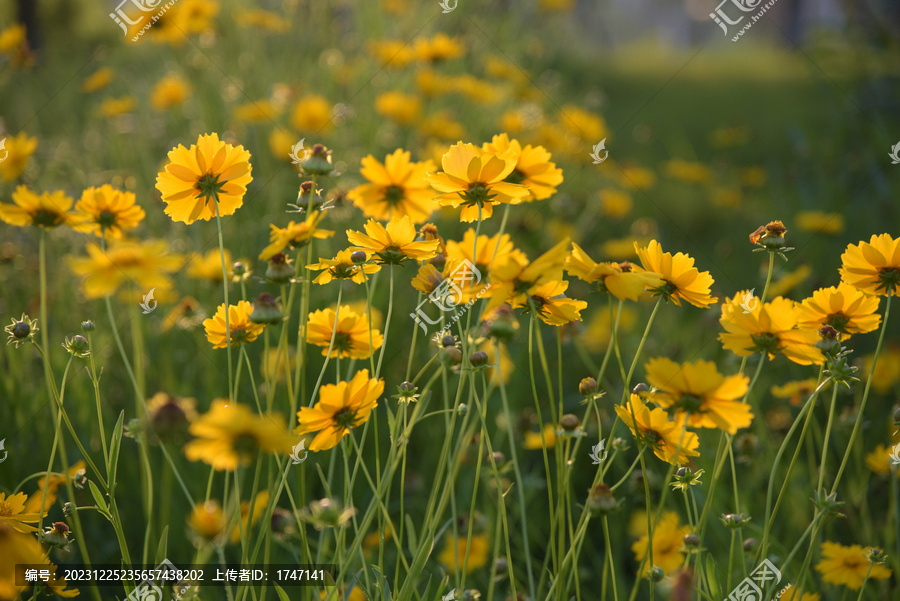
[579, 377, 598, 396]
[11, 320, 30, 339]
[266, 253, 294, 283]
[470, 351, 489, 367]
[683, 534, 700, 547]
[350, 250, 367, 264]
[250, 293, 284, 325]
[490, 451, 505, 464]
[719, 513, 751, 529]
[232, 261, 247, 277]
[649, 566, 665, 583]
[586, 483, 619, 515]
[632, 382, 649, 394]
[457, 403, 468, 415]
[559, 414, 580, 431]
[81, 320, 95, 332]
[743, 538, 758, 551]
[443, 346, 462, 365]
[41, 522, 71, 548]
[442, 334, 456, 348]
[300, 144, 335, 175]
[63, 335, 91, 358]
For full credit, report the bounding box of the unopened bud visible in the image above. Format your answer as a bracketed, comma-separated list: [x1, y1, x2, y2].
[470, 351, 489, 367]
[579, 377, 598, 396]
[559, 414, 580, 431]
[350, 250, 367, 264]
[632, 382, 649, 394]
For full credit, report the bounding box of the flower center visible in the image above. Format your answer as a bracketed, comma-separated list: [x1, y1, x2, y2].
[0, 500, 12, 517]
[332, 408, 359, 430]
[233, 433, 258, 457]
[195, 172, 227, 204]
[383, 185, 406, 206]
[878, 267, 900, 292]
[826, 312, 850, 334]
[460, 183, 495, 208]
[750, 332, 780, 354]
[675, 394, 703, 413]
[229, 325, 254, 345]
[505, 169, 526, 185]
[97, 210, 117, 228]
[31, 208, 64, 228]
[333, 332, 352, 353]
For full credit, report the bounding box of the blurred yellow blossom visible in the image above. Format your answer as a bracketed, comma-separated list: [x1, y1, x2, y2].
[796, 210, 844, 234]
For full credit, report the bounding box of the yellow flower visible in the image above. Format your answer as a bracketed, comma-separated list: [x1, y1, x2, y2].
[599, 188, 632, 218]
[482, 133, 563, 201]
[644, 357, 752, 434]
[778, 584, 819, 601]
[452, 74, 502, 104]
[865, 444, 900, 476]
[24, 461, 86, 517]
[233, 99, 281, 123]
[259, 211, 335, 260]
[290, 94, 333, 133]
[151, 74, 191, 111]
[719, 293, 824, 366]
[0, 523, 79, 599]
[711, 187, 742, 208]
[375, 91, 422, 125]
[480, 341, 514, 385]
[149, 0, 219, 43]
[438, 533, 489, 573]
[162, 296, 206, 333]
[767, 264, 812, 298]
[367, 39, 416, 69]
[100, 95, 136, 117]
[634, 240, 717, 308]
[0, 23, 26, 55]
[862, 346, 900, 393]
[0, 185, 74, 228]
[418, 111, 467, 141]
[840, 234, 900, 296]
[203, 300, 266, 349]
[233, 8, 290, 33]
[631, 511, 690, 575]
[740, 166, 768, 187]
[348, 150, 437, 223]
[81, 67, 114, 93]
[414, 33, 465, 62]
[184, 400, 296, 470]
[524, 280, 587, 326]
[307, 305, 383, 360]
[709, 125, 751, 149]
[0, 492, 40, 533]
[484, 55, 528, 85]
[566, 242, 662, 301]
[524, 424, 556, 450]
[268, 129, 297, 160]
[67, 239, 183, 299]
[814, 542, 891, 590]
[0, 132, 37, 182]
[616, 164, 656, 190]
[72, 184, 145, 238]
[445, 229, 527, 274]
[308, 249, 381, 285]
[795, 283, 881, 339]
[229, 491, 270, 543]
[602, 237, 647, 260]
[581, 304, 637, 353]
[415, 68, 454, 97]
[187, 249, 237, 282]
[262, 346, 297, 383]
[615, 395, 700, 464]
[486, 238, 569, 311]
[770, 378, 823, 407]
[156, 132, 253, 224]
[558, 105, 607, 142]
[665, 159, 712, 185]
[347, 215, 440, 265]
[411, 257, 488, 303]
[426, 142, 530, 222]
[188, 500, 226, 539]
[296, 369, 384, 451]
[796, 210, 844, 234]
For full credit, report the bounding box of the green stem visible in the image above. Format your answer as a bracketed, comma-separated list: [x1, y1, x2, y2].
[213, 199, 234, 400]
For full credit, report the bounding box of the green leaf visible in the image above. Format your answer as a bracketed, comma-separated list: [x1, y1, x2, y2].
[108, 411, 125, 493]
[273, 583, 290, 601]
[155, 526, 169, 565]
[405, 513, 418, 554]
[368, 565, 393, 601]
[88, 480, 108, 514]
[706, 554, 719, 599]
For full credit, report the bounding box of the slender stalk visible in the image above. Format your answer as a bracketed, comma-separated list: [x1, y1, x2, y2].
[212, 199, 234, 400]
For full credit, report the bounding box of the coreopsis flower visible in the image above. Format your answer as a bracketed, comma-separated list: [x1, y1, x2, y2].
[749, 220, 788, 249]
[368, 38, 415, 68]
[0, 524, 78, 598]
[308, 249, 381, 285]
[188, 501, 227, 540]
[184, 401, 296, 470]
[155, 132, 253, 224]
[0, 492, 39, 533]
[438, 533, 490, 573]
[187, 249, 238, 283]
[485, 238, 570, 311]
[0, 132, 37, 182]
[229, 491, 269, 543]
[418, 111, 467, 141]
[615, 395, 700, 464]
[413, 33, 465, 62]
[796, 210, 844, 234]
[145, 392, 196, 443]
[665, 159, 712, 185]
[347, 149, 437, 223]
[425, 142, 530, 222]
[81, 67, 113, 92]
[631, 511, 691, 576]
[99, 96, 136, 117]
[444, 229, 527, 274]
[566, 242, 663, 301]
[840, 234, 900, 296]
[719, 293, 824, 366]
[862, 346, 900, 393]
[558, 105, 607, 143]
[634, 240, 717, 308]
[67, 239, 184, 299]
[162, 296, 206, 333]
[306, 305, 383, 359]
[795, 283, 881, 339]
[523, 280, 588, 326]
[411, 257, 488, 302]
[0, 185, 75, 228]
[151, 74, 191, 111]
[290, 94, 333, 133]
[233, 99, 281, 124]
[22, 462, 86, 517]
[375, 91, 422, 125]
[347, 215, 440, 265]
[643, 357, 752, 434]
[72, 184, 145, 238]
[770, 378, 823, 406]
[259, 211, 335, 260]
[865, 444, 900, 476]
[482, 133, 563, 201]
[203, 301, 266, 349]
[234, 8, 291, 32]
[814, 542, 892, 590]
[296, 369, 384, 451]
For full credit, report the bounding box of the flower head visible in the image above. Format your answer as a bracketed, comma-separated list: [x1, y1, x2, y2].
[425, 142, 530, 222]
[0, 132, 37, 182]
[445, 229, 527, 275]
[5, 314, 37, 348]
[155, 132, 253, 224]
[719, 293, 824, 365]
[0, 185, 75, 229]
[523, 280, 588, 326]
[72, 184, 145, 238]
[631, 511, 691, 576]
[184, 401, 296, 470]
[482, 133, 563, 201]
[203, 300, 266, 349]
[795, 283, 881, 339]
[634, 240, 717, 308]
[0, 492, 40, 533]
[307, 305, 384, 359]
[348, 150, 437, 223]
[438, 533, 490, 573]
[296, 370, 384, 451]
[347, 215, 440, 265]
[566, 242, 663, 301]
[67, 239, 184, 299]
[643, 357, 752, 434]
[814, 541, 892, 590]
[307, 249, 381, 285]
[615, 395, 700, 464]
[259, 211, 335, 260]
[486, 238, 569, 311]
[840, 234, 900, 296]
